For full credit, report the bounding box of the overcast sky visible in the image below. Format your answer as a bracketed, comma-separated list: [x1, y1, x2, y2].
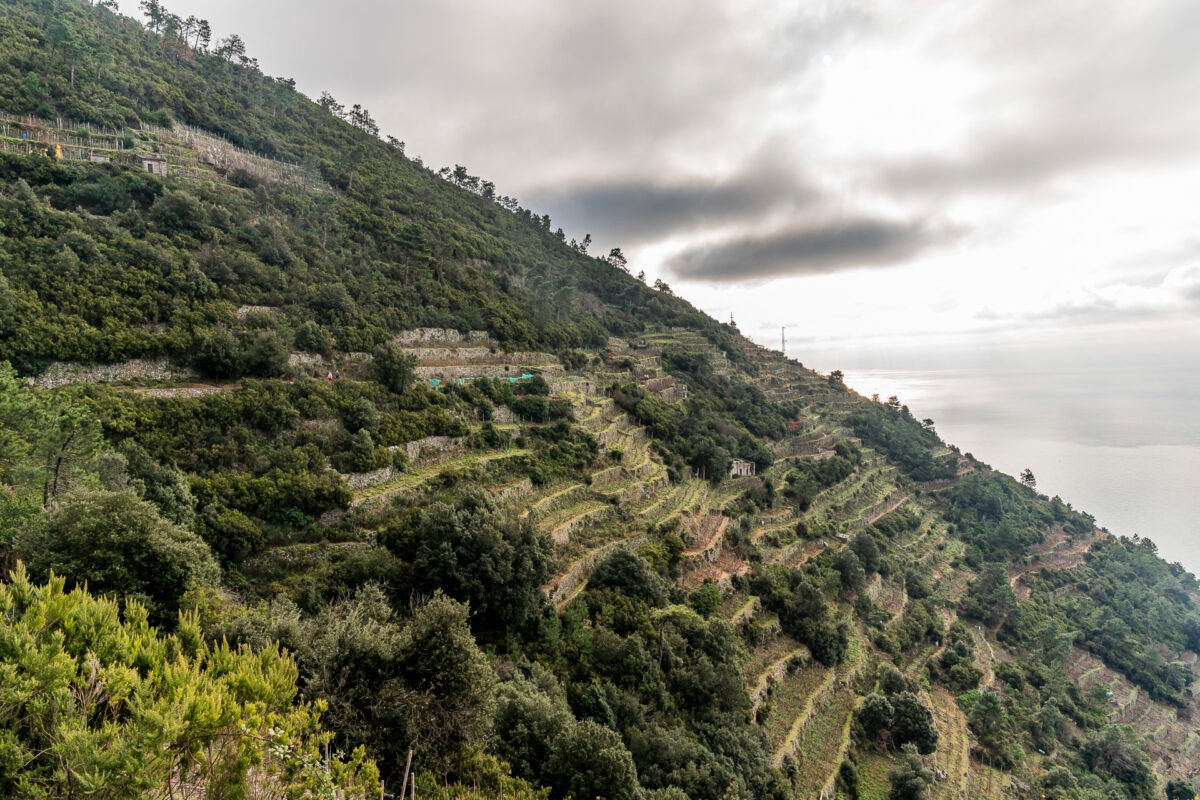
[118, 0, 1200, 358]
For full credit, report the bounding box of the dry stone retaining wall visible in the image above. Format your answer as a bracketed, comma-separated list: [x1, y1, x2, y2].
[236, 305, 279, 319]
[288, 352, 329, 376]
[342, 466, 402, 491]
[491, 406, 520, 424]
[547, 535, 649, 607]
[29, 358, 198, 389]
[399, 435, 467, 466]
[128, 385, 227, 399]
[551, 505, 615, 545]
[395, 328, 490, 345]
[492, 478, 534, 504]
[400, 346, 495, 363]
[416, 364, 549, 380]
[548, 378, 595, 395]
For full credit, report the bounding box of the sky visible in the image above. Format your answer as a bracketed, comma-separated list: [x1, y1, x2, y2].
[115, 0, 1200, 354]
[116, 0, 1200, 562]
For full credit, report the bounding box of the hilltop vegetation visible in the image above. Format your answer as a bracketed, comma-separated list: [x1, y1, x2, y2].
[0, 0, 738, 374]
[1, 2, 1199, 799]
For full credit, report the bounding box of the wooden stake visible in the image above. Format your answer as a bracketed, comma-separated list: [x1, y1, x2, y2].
[399, 749, 414, 800]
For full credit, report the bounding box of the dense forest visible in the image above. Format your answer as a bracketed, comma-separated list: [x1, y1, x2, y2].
[0, 1, 1198, 799]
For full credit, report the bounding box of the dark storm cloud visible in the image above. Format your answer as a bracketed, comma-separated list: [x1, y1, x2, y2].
[524, 164, 816, 244]
[666, 218, 948, 283]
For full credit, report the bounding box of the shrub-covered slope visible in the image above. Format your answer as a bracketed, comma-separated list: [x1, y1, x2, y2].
[1, 3, 1198, 799]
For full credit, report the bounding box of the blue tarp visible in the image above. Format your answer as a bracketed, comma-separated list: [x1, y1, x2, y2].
[428, 373, 534, 388]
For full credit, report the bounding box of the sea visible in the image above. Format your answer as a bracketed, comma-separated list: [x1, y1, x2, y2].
[794, 331, 1200, 576]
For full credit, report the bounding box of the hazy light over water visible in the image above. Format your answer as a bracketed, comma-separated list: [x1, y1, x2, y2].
[797, 336, 1200, 576]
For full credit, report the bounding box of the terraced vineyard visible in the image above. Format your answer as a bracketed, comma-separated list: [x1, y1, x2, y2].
[16, 311, 1184, 800]
[351, 447, 531, 508]
[6, 7, 1197, 797]
[766, 665, 833, 764]
[77, 319, 1177, 800]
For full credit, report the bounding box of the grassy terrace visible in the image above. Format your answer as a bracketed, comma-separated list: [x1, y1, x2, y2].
[787, 685, 858, 793]
[241, 540, 373, 593]
[350, 448, 531, 505]
[844, 687, 971, 800]
[965, 762, 1012, 799]
[722, 591, 756, 621]
[523, 482, 588, 518]
[816, 466, 898, 529]
[546, 533, 652, 611]
[875, 577, 908, 616]
[855, 751, 899, 800]
[743, 632, 803, 693]
[894, 511, 942, 554]
[541, 500, 613, 539]
[930, 687, 970, 800]
[633, 478, 708, 525]
[751, 518, 800, 549]
[749, 645, 809, 708]
[550, 507, 627, 560]
[764, 664, 831, 761]
[756, 533, 819, 568]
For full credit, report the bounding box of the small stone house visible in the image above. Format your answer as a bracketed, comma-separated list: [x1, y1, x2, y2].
[138, 154, 167, 175]
[729, 458, 756, 478]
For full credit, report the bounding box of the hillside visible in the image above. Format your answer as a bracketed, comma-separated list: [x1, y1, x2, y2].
[0, 2, 1198, 799]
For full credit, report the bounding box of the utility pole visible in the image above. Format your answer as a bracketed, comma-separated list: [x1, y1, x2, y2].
[781, 327, 786, 357]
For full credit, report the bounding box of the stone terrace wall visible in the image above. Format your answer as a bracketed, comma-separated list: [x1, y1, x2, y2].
[29, 358, 198, 389]
[548, 378, 595, 396]
[236, 305, 280, 319]
[401, 346, 494, 363]
[342, 466, 402, 491]
[395, 328, 491, 345]
[416, 364, 537, 380]
[492, 477, 534, 504]
[491, 406, 520, 424]
[398, 435, 467, 466]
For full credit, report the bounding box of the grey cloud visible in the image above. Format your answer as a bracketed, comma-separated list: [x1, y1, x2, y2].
[665, 219, 948, 283]
[120, 0, 1200, 330]
[881, 130, 1130, 195]
[130, 0, 850, 202]
[978, 265, 1200, 327]
[880, 0, 1200, 196]
[524, 163, 815, 244]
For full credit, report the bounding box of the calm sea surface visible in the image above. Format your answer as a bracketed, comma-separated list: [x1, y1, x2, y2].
[797, 337, 1200, 576]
